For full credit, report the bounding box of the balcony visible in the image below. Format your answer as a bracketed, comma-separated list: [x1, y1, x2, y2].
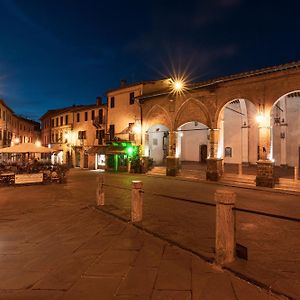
[92, 116, 105, 129]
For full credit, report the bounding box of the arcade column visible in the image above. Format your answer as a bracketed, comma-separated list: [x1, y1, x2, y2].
[206, 128, 224, 181]
[256, 117, 275, 187]
[166, 131, 180, 176]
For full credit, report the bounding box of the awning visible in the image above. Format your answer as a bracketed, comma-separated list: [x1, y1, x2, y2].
[0, 143, 53, 153]
[106, 144, 126, 155]
[87, 146, 107, 155]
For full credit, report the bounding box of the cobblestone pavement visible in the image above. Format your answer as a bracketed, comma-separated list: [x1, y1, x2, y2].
[0, 169, 296, 299]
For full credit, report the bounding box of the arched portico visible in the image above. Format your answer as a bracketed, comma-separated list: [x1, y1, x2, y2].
[138, 60, 300, 187]
[270, 90, 300, 180]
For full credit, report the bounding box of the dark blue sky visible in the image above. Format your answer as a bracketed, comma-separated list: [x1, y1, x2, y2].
[0, 0, 300, 120]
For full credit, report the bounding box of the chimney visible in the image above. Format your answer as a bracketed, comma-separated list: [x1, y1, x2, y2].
[120, 79, 127, 87]
[96, 96, 102, 106]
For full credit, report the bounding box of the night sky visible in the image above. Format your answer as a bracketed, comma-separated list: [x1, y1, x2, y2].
[0, 0, 300, 121]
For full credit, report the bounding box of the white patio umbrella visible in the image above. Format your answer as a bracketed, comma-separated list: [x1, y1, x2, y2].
[0, 143, 54, 153]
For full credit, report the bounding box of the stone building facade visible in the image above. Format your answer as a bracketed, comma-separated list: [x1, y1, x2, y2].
[40, 98, 106, 169]
[0, 99, 40, 150]
[136, 60, 300, 186]
[39, 60, 300, 188]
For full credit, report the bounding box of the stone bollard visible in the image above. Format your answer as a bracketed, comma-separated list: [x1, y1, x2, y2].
[131, 180, 143, 222]
[294, 167, 299, 181]
[238, 164, 243, 176]
[215, 189, 236, 265]
[96, 175, 105, 206]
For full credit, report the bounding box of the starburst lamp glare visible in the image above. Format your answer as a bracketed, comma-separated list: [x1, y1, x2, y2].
[174, 80, 183, 91]
[256, 114, 265, 124]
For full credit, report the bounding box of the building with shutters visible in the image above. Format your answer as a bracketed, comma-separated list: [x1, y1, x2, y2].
[40, 97, 107, 169]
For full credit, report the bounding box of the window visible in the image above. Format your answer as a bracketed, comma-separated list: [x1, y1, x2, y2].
[0, 109, 1, 119]
[55, 133, 58, 142]
[129, 92, 135, 105]
[98, 109, 103, 123]
[91, 110, 95, 120]
[56, 118, 58, 127]
[0, 129, 2, 140]
[65, 115, 68, 125]
[110, 97, 115, 108]
[96, 129, 105, 145]
[128, 122, 135, 141]
[3, 111, 5, 121]
[109, 124, 115, 140]
[60, 116, 63, 126]
[225, 147, 232, 157]
[85, 111, 88, 121]
[78, 131, 87, 139]
[51, 119, 54, 127]
[77, 113, 80, 122]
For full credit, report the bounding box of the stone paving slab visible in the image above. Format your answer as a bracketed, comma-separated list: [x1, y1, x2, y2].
[0, 170, 287, 299]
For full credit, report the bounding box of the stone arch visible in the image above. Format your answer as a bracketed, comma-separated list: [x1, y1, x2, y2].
[271, 89, 300, 107]
[270, 89, 300, 168]
[215, 97, 257, 129]
[174, 98, 211, 129]
[143, 104, 172, 131]
[268, 86, 300, 109]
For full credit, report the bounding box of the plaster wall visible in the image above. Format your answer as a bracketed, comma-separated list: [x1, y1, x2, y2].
[148, 124, 168, 165]
[179, 122, 208, 161]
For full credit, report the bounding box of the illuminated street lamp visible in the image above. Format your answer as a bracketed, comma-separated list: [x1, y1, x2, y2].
[173, 80, 183, 91]
[256, 114, 266, 124]
[170, 77, 186, 94]
[35, 140, 41, 147]
[132, 123, 142, 134]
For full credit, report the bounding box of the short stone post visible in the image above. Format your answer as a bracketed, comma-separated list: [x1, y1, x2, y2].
[131, 180, 143, 222]
[96, 175, 105, 206]
[238, 163, 243, 176]
[215, 189, 236, 265]
[294, 166, 299, 181]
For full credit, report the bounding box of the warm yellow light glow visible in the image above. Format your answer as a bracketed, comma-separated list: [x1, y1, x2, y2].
[170, 77, 187, 94]
[14, 137, 20, 144]
[174, 80, 183, 91]
[256, 114, 266, 124]
[132, 124, 142, 134]
[35, 140, 41, 147]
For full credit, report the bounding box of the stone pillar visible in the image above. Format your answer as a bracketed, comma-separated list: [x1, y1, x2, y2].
[143, 132, 149, 156]
[294, 166, 299, 181]
[256, 116, 275, 187]
[238, 163, 242, 176]
[131, 181, 143, 222]
[280, 98, 287, 166]
[241, 126, 249, 163]
[166, 131, 179, 176]
[206, 128, 223, 181]
[215, 189, 236, 265]
[168, 131, 176, 157]
[96, 175, 104, 206]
